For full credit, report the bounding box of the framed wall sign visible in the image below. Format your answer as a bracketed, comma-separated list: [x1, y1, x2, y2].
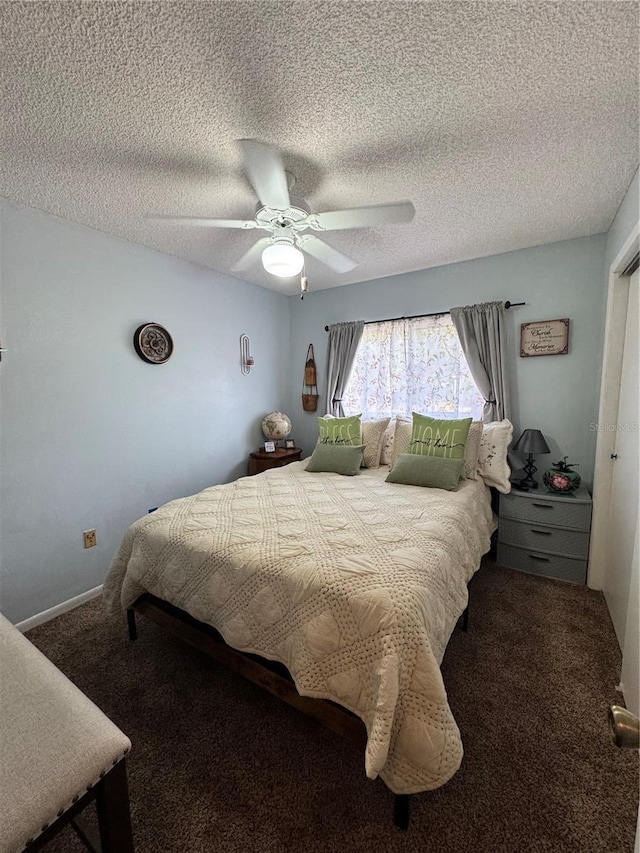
[520, 318, 570, 357]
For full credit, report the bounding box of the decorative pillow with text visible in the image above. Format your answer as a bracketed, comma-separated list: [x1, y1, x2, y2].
[317, 414, 362, 447]
[408, 414, 472, 460]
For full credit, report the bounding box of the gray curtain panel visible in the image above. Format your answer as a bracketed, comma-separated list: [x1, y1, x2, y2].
[324, 321, 365, 416]
[450, 301, 510, 422]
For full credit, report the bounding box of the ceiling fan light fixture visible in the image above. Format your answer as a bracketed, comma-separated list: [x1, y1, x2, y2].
[262, 240, 304, 277]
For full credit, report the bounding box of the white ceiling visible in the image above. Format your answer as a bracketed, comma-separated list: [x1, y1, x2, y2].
[0, 1, 637, 296]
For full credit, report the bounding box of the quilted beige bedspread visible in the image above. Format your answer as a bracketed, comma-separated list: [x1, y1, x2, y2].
[104, 462, 495, 794]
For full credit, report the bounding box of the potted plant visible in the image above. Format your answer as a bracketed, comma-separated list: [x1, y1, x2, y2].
[543, 456, 581, 494]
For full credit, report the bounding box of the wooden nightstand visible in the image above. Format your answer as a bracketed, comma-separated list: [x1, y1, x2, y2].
[247, 447, 302, 476]
[497, 486, 592, 584]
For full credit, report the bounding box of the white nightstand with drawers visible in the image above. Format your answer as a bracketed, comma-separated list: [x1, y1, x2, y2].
[497, 486, 592, 584]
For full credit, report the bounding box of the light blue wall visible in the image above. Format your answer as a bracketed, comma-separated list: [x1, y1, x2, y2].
[0, 195, 624, 624]
[606, 168, 639, 269]
[288, 234, 608, 488]
[0, 202, 289, 623]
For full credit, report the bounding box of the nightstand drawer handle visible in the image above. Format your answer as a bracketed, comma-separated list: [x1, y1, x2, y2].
[528, 554, 550, 562]
[532, 503, 554, 509]
[530, 529, 552, 536]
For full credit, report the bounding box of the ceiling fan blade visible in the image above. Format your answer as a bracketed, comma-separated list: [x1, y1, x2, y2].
[309, 201, 415, 232]
[238, 139, 290, 210]
[146, 215, 257, 229]
[230, 237, 272, 273]
[298, 235, 357, 274]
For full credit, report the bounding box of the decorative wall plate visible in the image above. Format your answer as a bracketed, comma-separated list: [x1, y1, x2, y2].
[133, 323, 173, 364]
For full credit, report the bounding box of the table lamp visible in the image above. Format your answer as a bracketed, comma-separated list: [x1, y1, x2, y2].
[512, 429, 550, 489]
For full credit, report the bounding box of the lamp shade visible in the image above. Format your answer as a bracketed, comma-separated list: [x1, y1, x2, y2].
[507, 448, 525, 471]
[262, 240, 304, 277]
[513, 429, 550, 455]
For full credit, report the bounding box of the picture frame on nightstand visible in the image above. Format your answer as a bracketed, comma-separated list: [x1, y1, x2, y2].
[264, 441, 276, 453]
[285, 439, 296, 449]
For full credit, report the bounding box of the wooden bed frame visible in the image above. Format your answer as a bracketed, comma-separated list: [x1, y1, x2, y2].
[126, 592, 471, 831]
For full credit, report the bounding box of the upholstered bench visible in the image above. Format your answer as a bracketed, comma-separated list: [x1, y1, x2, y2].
[0, 613, 134, 852]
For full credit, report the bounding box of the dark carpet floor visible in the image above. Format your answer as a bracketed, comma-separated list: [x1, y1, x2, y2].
[26, 561, 638, 853]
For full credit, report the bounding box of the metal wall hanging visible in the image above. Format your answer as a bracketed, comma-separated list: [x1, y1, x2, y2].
[133, 323, 173, 364]
[240, 334, 254, 374]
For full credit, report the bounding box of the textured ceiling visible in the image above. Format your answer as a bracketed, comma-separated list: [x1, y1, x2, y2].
[0, 1, 638, 296]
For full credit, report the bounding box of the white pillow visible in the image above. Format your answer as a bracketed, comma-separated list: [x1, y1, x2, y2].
[478, 419, 514, 493]
[389, 417, 412, 469]
[463, 421, 483, 480]
[361, 418, 391, 468]
[379, 419, 397, 466]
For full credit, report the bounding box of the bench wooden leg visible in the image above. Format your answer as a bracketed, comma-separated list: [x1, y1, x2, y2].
[95, 760, 134, 852]
[393, 793, 411, 830]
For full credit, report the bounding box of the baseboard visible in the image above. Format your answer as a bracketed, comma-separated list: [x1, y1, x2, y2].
[16, 585, 103, 632]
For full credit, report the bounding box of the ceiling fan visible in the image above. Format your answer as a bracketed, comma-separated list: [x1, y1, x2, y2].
[148, 140, 415, 279]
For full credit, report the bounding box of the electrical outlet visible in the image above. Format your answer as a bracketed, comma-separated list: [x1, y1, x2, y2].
[83, 529, 97, 549]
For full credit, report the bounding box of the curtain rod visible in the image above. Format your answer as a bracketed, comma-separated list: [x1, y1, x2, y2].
[323, 301, 525, 331]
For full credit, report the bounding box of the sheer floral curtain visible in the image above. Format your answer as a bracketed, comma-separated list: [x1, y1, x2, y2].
[342, 314, 485, 420]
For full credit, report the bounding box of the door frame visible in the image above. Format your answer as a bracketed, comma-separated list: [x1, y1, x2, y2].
[588, 222, 639, 590]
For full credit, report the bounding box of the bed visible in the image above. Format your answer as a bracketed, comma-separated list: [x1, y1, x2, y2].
[103, 459, 496, 824]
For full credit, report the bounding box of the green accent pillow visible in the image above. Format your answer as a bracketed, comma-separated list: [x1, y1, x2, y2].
[317, 414, 362, 447]
[385, 454, 464, 490]
[306, 444, 365, 476]
[409, 413, 472, 460]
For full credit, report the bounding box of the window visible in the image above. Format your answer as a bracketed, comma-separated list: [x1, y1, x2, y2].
[342, 314, 484, 420]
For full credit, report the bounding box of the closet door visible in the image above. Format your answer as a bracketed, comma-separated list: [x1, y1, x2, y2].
[604, 268, 638, 668]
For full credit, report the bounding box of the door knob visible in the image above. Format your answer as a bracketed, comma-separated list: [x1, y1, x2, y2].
[609, 705, 640, 749]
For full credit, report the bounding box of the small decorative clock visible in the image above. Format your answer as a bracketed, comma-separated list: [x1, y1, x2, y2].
[133, 323, 173, 364]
